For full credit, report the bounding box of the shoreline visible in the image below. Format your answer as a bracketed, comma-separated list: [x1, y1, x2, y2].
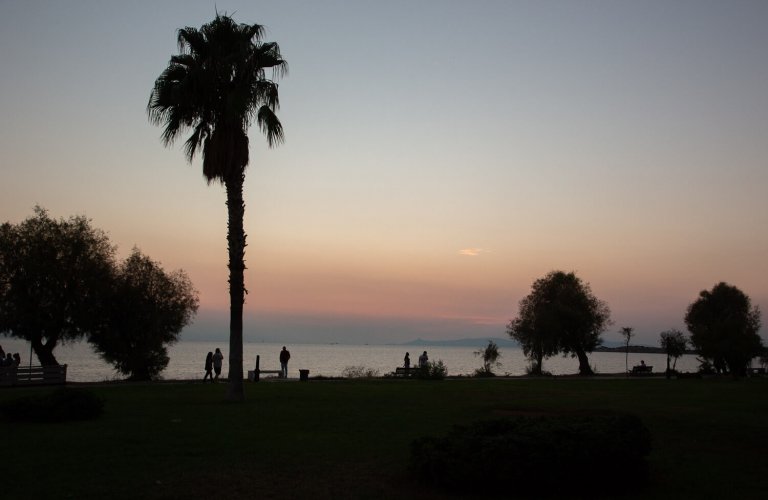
[57, 370, 706, 387]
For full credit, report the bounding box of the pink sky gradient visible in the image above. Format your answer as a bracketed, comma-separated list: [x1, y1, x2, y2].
[1, 1, 767, 345]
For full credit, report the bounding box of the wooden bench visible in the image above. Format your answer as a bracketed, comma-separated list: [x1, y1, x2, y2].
[394, 367, 421, 377]
[0, 364, 68, 387]
[631, 365, 653, 375]
[247, 355, 283, 381]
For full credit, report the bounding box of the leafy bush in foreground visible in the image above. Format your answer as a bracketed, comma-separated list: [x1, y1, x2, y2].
[341, 366, 380, 378]
[416, 360, 447, 380]
[473, 368, 496, 378]
[411, 413, 651, 495]
[0, 388, 104, 422]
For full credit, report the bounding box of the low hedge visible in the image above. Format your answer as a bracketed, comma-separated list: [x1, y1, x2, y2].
[411, 413, 651, 496]
[0, 388, 104, 423]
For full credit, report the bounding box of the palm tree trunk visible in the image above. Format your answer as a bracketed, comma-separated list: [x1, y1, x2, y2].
[225, 175, 246, 401]
[625, 346, 629, 376]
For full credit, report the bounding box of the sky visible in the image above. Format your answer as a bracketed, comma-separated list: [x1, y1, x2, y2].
[1, 0, 767, 346]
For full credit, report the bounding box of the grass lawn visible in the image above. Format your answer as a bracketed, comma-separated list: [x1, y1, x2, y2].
[1, 377, 767, 499]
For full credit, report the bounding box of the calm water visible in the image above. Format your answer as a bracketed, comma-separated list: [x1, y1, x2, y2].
[0, 338, 703, 382]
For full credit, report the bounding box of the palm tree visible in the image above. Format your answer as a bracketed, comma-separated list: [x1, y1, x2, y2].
[620, 327, 634, 375]
[148, 14, 287, 401]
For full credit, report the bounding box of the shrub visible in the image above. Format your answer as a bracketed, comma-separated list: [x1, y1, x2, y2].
[474, 340, 502, 375]
[416, 360, 447, 380]
[697, 358, 716, 375]
[410, 413, 651, 495]
[341, 366, 380, 378]
[0, 388, 104, 423]
[473, 368, 496, 378]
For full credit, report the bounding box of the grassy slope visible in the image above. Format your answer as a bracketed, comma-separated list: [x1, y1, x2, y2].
[2, 378, 767, 499]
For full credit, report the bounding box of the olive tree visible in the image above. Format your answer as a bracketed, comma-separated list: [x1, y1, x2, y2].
[508, 271, 611, 375]
[88, 249, 199, 380]
[0, 208, 114, 365]
[1, 208, 199, 376]
[659, 329, 687, 377]
[684, 282, 762, 376]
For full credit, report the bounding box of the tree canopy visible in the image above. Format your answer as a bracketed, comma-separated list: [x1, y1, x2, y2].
[89, 249, 199, 380]
[659, 328, 687, 375]
[507, 271, 611, 375]
[0, 207, 114, 365]
[148, 13, 287, 401]
[684, 282, 763, 376]
[1, 208, 198, 377]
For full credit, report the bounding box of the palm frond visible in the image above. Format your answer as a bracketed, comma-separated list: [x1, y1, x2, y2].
[251, 80, 280, 111]
[183, 122, 210, 161]
[149, 13, 287, 175]
[177, 27, 205, 55]
[243, 23, 266, 42]
[256, 106, 284, 147]
[254, 42, 288, 78]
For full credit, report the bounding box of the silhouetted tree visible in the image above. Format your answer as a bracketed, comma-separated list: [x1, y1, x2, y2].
[659, 329, 687, 378]
[760, 347, 768, 371]
[148, 14, 287, 400]
[89, 249, 199, 380]
[619, 326, 634, 375]
[507, 293, 559, 376]
[0, 208, 114, 366]
[474, 340, 502, 376]
[685, 282, 763, 376]
[508, 271, 611, 375]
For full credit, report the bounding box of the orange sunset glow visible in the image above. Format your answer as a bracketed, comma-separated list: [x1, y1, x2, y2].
[2, 1, 767, 346]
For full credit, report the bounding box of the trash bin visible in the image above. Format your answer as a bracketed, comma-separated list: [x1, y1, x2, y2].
[299, 369, 310, 381]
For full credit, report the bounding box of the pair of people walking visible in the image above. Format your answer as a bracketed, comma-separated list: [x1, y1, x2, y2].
[203, 348, 224, 382]
[203, 346, 291, 382]
[203, 346, 290, 381]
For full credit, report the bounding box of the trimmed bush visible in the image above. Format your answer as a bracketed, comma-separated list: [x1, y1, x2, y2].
[411, 413, 651, 495]
[0, 388, 104, 423]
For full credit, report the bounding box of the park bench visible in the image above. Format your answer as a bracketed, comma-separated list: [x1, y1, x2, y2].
[747, 367, 766, 377]
[630, 364, 653, 376]
[247, 355, 283, 381]
[0, 364, 68, 387]
[394, 367, 421, 377]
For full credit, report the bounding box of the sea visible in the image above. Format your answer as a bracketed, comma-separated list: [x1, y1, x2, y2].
[0, 338, 705, 382]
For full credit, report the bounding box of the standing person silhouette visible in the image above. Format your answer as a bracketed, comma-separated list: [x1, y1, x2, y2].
[404, 352, 411, 368]
[279, 346, 291, 378]
[203, 352, 214, 382]
[418, 351, 429, 368]
[212, 348, 224, 381]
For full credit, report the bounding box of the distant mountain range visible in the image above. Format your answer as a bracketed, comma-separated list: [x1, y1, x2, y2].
[398, 337, 519, 348]
[397, 337, 695, 354]
[595, 345, 699, 355]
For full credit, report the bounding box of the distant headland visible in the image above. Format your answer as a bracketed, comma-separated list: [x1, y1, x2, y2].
[397, 337, 698, 355]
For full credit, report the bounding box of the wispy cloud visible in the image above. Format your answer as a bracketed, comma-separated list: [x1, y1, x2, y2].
[459, 248, 487, 257]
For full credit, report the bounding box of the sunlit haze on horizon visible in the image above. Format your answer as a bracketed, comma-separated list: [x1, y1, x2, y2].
[1, 0, 767, 346]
